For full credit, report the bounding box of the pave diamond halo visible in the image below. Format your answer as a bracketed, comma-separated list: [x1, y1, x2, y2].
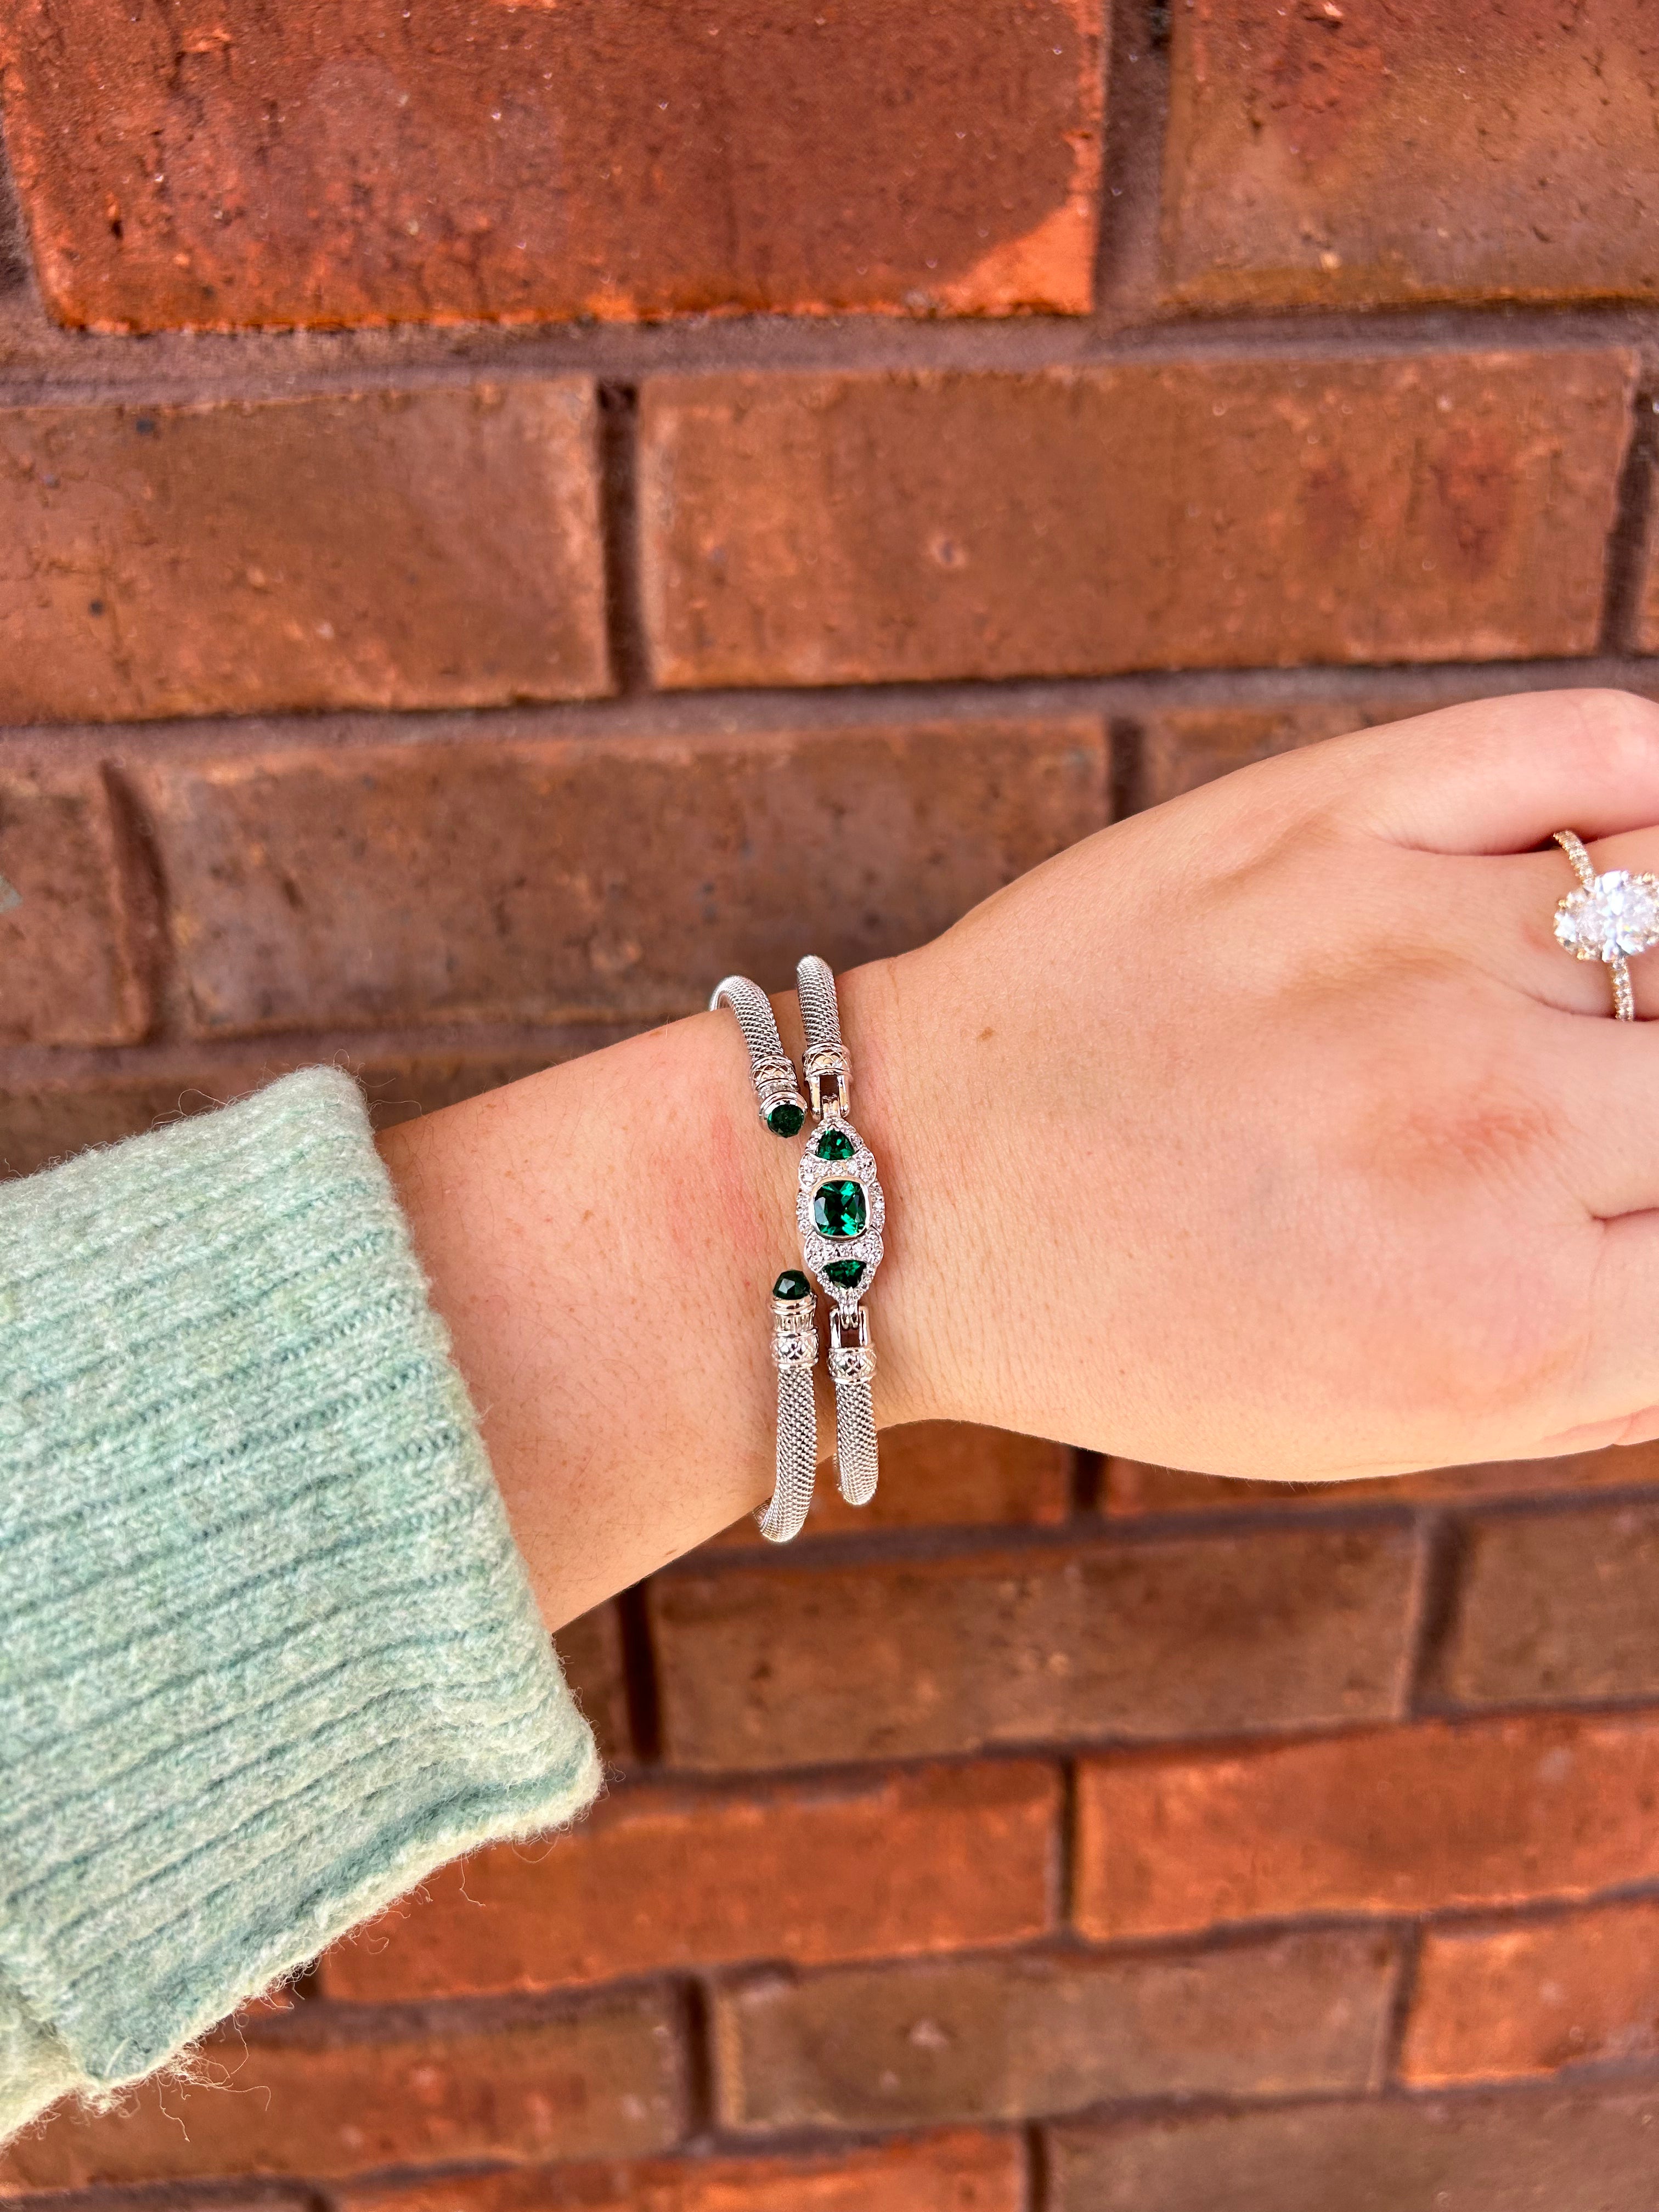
[1552, 830, 1658, 1021]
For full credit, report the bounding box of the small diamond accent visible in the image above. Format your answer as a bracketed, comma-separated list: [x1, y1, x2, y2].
[1554, 870, 1659, 962]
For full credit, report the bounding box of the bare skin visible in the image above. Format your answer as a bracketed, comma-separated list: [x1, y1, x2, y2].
[381, 689, 1659, 1630]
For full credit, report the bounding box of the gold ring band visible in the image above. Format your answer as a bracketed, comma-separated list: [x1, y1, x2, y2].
[1552, 828, 1658, 1020]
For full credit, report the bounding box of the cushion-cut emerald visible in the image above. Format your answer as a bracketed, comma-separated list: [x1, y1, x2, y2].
[816, 1125, 856, 1161]
[772, 1268, 812, 1301]
[812, 1178, 867, 1240]
[823, 1258, 865, 1290]
[765, 1100, 805, 1137]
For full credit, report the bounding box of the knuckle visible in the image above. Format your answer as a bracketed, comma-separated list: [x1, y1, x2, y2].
[1430, 1248, 1582, 1419]
[1561, 687, 1659, 781]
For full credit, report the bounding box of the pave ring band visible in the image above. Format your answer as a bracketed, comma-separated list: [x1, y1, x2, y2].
[1553, 830, 1659, 1020]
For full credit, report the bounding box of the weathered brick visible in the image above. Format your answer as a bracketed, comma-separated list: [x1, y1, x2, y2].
[654, 1526, 1418, 1771]
[1404, 1899, 1659, 2087]
[1435, 1504, 1659, 1709]
[639, 356, 1630, 689]
[716, 1424, 1073, 1544]
[1048, 2083, 1659, 2212]
[0, 1040, 631, 1180]
[1140, 703, 1369, 805]
[339, 2130, 1024, 2212]
[1075, 1713, 1659, 1944]
[1163, 0, 1659, 310]
[135, 720, 1104, 1035]
[1139, 681, 1659, 806]
[0, 759, 148, 1043]
[0, 2001, 687, 2187]
[1105, 1443, 1659, 1519]
[318, 1763, 1058, 2001]
[555, 1600, 633, 1768]
[1638, 504, 1659, 653]
[0, 1, 1103, 331]
[715, 1932, 1397, 2131]
[0, 385, 607, 724]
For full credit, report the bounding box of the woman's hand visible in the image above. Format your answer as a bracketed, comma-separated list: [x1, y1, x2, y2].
[873, 686, 1659, 1480]
[385, 685, 1659, 1628]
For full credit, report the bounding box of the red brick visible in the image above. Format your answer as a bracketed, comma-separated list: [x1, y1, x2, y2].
[1403, 1899, 1659, 2088]
[0, 2, 1103, 331]
[1048, 2082, 1659, 2212]
[555, 1600, 633, 1767]
[654, 1526, 1418, 1772]
[0, 2002, 687, 2187]
[638, 356, 1631, 689]
[134, 720, 1104, 1036]
[1434, 1505, 1659, 1709]
[0, 385, 607, 725]
[0, 759, 148, 1043]
[318, 1763, 1058, 2001]
[1075, 1713, 1659, 1944]
[1140, 703, 1370, 805]
[340, 2130, 1024, 2212]
[716, 1424, 1073, 1544]
[1140, 682, 1659, 806]
[714, 1932, 1397, 2131]
[1104, 1443, 1659, 1519]
[1638, 504, 1659, 653]
[1163, 0, 1659, 310]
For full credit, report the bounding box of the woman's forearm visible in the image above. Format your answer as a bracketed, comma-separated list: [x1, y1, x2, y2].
[377, 960, 943, 1629]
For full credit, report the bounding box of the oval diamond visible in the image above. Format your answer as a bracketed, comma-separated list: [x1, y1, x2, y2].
[1555, 870, 1659, 960]
[812, 1178, 867, 1240]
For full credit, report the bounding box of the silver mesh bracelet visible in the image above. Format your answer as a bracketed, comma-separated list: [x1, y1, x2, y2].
[762, 1274, 819, 1543]
[795, 953, 882, 1509]
[709, 973, 818, 1541]
[710, 974, 808, 1137]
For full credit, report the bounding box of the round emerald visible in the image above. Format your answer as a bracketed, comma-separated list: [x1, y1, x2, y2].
[823, 1258, 865, 1290]
[816, 1125, 856, 1161]
[765, 1100, 805, 1138]
[812, 1179, 867, 1240]
[772, 1268, 812, 1302]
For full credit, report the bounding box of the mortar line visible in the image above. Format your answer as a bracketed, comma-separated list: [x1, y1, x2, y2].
[1600, 383, 1658, 653]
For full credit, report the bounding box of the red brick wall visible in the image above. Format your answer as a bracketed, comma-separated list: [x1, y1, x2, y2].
[5, 5, 1659, 2206]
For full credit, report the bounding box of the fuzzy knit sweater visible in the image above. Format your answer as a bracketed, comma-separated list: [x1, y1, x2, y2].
[0, 1068, 600, 2142]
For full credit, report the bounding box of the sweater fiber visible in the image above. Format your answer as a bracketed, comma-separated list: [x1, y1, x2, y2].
[0, 1068, 599, 2140]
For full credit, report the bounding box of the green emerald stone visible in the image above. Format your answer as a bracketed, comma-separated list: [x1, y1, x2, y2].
[812, 1178, 867, 1240]
[823, 1258, 865, 1290]
[816, 1125, 856, 1161]
[765, 1100, 805, 1138]
[772, 1268, 812, 1302]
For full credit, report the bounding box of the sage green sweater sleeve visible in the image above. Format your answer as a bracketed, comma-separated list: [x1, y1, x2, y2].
[0, 1068, 600, 2141]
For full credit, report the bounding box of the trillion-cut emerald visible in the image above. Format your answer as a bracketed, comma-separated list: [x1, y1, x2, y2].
[772, 1268, 812, 1302]
[812, 1178, 867, 1240]
[764, 1099, 805, 1138]
[823, 1258, 865, 1290]
[816, 1125, 856, 1161]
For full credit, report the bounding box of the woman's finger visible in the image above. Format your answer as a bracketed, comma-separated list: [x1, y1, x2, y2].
[1486, 831, 1659, 1020]
[1334, 687, 1659, 857]
[1578, 1210, 1659, 1419]
[1536, 1012, 1659, 1220]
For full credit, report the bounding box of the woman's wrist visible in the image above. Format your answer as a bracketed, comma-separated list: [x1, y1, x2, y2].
[377, 954, 953, 1628]
[768, 958, 950, 1433]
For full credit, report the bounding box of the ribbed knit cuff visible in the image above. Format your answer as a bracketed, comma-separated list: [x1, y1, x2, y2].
[0, 1068, 599, 2135]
